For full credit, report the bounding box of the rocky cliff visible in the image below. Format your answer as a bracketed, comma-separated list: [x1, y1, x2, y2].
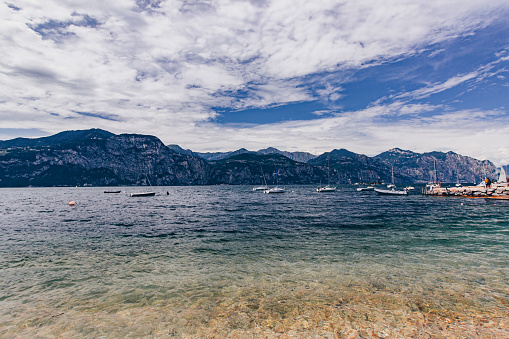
[210, 153, 324, 185]
[375, 148, 497, 184]
[0, 131, 212, 187]
[0, 129, 500, 187]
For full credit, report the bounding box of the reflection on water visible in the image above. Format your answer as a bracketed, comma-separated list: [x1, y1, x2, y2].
[0, 186, 508, 338]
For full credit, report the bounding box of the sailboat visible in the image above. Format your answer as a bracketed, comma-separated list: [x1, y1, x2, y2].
[387, 165, 396, 188]
[375, 164, 408, 195]
[455, 170, 462, 187]
[253, 165, 269, 191]
[455, 155, 462, 187]
[130, 169, 156, 197]
[357, 156, 375, 191]
[264, 153, 285, 194]
[317, 155, 336, 192]
[425, 159, 441, 192]
[497, 166, 508, 185]
[374, 187, 408, 195]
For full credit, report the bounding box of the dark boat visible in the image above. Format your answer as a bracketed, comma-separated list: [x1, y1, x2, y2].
[104, 190, 121, 193]
[130, 192, 156, 197]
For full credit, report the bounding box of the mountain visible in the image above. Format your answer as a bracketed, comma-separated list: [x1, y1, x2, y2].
[0, 129, 500, 187]
[194, 148, 250, 161]
[309, 149, 393, 184]
[374, 148, 497, 183]
[0, 130, 212, 187]
[0, 129, 114, 149]
[173, 146, 318, 163]
[210, 152, 325, 185]
[256, 147, 317, 163]
[167, 144, 194, 156]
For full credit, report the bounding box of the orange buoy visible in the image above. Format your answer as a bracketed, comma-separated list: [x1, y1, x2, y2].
[69, 201, 76, 206]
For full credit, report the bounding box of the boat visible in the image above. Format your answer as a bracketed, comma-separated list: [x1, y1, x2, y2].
[317, 186, 336, 192]
[130, 192, 156, 197]
[498, 166, 507, 184]
[264, 187, 286, 194]
[130, 170, 155, 197]
[356, 186, 374, 191]
[264, 152, 285, 194]
[357, 156, 374, 192]
[404, 186, 415, 191]
[317, 155, 336, 192]
[455, 169, 462, 187]
[253, 165, 269, 191]
[104, 190, 121, 193]
[375, 188, 408, 195]
[387, 165, 396, 188]
[424, 159, 441, 194]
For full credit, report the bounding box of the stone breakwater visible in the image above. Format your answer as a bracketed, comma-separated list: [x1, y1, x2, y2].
[424, 184, 509, 199]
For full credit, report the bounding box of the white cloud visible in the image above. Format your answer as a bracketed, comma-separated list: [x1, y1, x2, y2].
[396, 72, 479, 100]
[1, 0, 508, 164]
[185, 105, 509, 165]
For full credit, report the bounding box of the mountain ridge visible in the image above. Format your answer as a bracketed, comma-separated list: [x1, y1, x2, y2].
[0, 129, 500, 187]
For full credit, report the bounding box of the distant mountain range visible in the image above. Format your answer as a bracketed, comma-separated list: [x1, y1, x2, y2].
[167, 145, 317, 163]
[0, 128, 501, 187]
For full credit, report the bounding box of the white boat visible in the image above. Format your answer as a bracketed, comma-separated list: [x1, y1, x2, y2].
[253, 186, 268, 191]
[387, 165, 396, 188]
[356, 186, 374, 191]
[317, 186, 336, 192]
[130, 192, 156, 197]
[264, 187, 285, 194]
[357, 156, 374, 192]
[264, 152, 285, 194]
[253, 165, 269, 191]
[498, 166, 507, 184]
[375, 188, 408, 195]
[317, 155, 336, 192]
[424, 159, 441, 194]
[404, 186, 415, 191]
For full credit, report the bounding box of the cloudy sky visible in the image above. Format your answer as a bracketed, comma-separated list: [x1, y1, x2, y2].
[1, 0, 509, 164]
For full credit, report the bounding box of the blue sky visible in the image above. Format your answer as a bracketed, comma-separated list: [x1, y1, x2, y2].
[1, 0, 508, 164]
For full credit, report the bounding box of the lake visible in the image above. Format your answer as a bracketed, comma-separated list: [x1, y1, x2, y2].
[1, 186, 508, 338]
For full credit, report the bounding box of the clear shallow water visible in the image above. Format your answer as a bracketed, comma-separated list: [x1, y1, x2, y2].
[0, 186, 508, 338]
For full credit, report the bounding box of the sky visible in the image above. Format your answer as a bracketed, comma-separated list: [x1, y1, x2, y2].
[1, 0, 508, 165]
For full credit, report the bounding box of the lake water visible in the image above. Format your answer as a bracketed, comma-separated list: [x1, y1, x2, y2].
[1, 186, 508, 338]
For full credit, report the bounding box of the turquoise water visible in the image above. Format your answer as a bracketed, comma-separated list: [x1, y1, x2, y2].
[0, 186, 508, 338]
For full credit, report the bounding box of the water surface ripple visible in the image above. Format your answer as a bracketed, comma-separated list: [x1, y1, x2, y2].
[0, 186, 508, 338]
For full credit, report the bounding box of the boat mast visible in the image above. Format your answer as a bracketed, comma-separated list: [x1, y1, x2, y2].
[434, 159, 438, 184]
[366, 156, 372, 184]
[273, 152, 279, 187]
[327, 155, 331, 186]
[261, 165, 267, 186]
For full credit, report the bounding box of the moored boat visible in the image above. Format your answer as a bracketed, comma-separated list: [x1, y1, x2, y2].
[317, 185, 336, 192]
[253, 165, 269, 191]
[317, 155, 336, 192]
[265, 152, 285, 194]
[264, 187, 285, 194]
[357, 186, 374, 191]
[375, 188, 408, 195]
[130, 192, 156, 197]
